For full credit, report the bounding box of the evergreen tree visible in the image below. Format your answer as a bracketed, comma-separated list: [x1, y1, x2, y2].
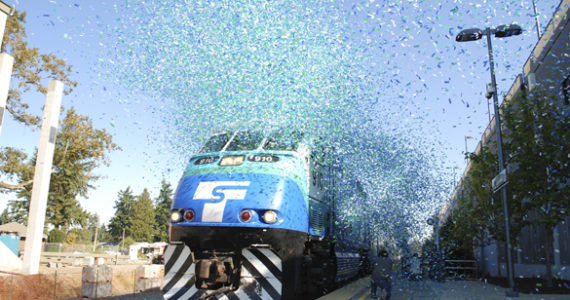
[154, 180, 173, 242]
[0, 208, 9, 224]
[108, 187, 136, 242]
[1, 108, 120, 229]
[130, 188, 156, 242]
[0, 198, 29, 225]
[96, 224, 111, 243]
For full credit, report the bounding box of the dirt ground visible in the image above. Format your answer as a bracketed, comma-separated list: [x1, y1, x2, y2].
[0, 264, 164, 300]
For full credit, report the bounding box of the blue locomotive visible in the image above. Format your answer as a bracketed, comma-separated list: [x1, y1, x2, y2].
[163, 129, 371, 300]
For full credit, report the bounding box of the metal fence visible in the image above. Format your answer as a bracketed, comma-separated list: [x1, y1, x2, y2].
[43, 243, 124, 255]
[444, 260, 478, 279]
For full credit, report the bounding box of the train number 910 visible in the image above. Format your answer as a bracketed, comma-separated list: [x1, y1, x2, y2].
[248, 155, 279, 163]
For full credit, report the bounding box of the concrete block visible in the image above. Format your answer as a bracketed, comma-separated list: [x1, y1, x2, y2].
[73, 257, 94, 266]
[82, 281, 112, 298]
[136, 265, 162, 279]
[135, 277, 161, 292]
[82, 265, 112, 298]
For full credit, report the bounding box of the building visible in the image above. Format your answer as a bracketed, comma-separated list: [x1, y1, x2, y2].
[441, 0, 569, 280]
[0, 221, 27, 257]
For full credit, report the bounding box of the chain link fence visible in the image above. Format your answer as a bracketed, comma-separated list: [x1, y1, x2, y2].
[43, 243, 124, 255]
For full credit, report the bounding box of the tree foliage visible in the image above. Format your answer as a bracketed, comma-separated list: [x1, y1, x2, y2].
[502, 89, 570, 285]
[1, 10, 77, 126]
[154, 180, 173, 242]
[1, 109, 120, 229]
[464, 147, 504, 242]
[47, 228, 66, 243]
[108, 187, 136, 242]
[502, 89, 570, 234]
[130, 188, 156, 243]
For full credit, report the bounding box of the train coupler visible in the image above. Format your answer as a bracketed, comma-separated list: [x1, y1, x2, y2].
[195, 257, 233, 288]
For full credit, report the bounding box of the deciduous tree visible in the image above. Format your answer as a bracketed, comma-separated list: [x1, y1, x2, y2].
[502, 89, 570, 287]
[1, 10, 76, 126]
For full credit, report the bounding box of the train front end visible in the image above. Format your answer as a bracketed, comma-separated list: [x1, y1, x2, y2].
[163, 130, 309, 300]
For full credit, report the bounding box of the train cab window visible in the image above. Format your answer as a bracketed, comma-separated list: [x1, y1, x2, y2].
[225, 131, 265, 151]
[200, 133, 232, 153]
[263, 130, 303, 151]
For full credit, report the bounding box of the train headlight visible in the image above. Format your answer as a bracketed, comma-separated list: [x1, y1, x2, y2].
[170, 210, 183, 223]
[184, 209, 195, 222]
[220, 155, 245, 166]
[240, 210, 252, 222]
[262, 210, 278, 224]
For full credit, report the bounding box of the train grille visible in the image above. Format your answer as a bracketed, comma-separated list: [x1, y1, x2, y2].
[309, 202, 327, 234]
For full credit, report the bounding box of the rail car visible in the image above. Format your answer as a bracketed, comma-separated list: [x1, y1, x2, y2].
[163, 129, 371, 300]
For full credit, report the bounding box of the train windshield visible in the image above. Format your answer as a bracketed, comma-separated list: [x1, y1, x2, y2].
[199, 133, 232, 153]
[225, 131, 265, 151]
[263, 130, 303, 151]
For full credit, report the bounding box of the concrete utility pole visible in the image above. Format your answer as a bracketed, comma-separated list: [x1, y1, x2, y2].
[93, 215, 99, 253]
[0, 0, 15, 136]
[22, 80, 64, 275]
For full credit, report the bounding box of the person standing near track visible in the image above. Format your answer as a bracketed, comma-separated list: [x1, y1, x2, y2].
[370, 248, 393, 300]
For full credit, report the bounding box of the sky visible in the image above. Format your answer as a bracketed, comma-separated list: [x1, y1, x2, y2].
[0, 0, 563, 237]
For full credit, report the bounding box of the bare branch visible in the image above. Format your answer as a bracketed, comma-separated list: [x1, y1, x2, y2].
[0, 179, 33, 190]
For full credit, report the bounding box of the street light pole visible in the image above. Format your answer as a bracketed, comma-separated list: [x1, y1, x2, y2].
[0, 0, 14, 136]
[485, 28, 517, 296]
[456, 24, 522, 297]
[486, 29, 518, 296]
[532, 0, 541, 40]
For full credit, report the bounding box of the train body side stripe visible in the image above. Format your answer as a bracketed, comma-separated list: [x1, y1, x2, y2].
[165, 275, 201, 300]
[163, 256, 194, 293]
[164, 246, 192, 284]
[164, 244, 184, 274]
[226, 291, 246, 300]
[241, 286, 264, 300]
[242, 259, 281, 299]
[257, 248, 282, 272]
[249, 248, 282, 280]
[238, 268, 274, 300]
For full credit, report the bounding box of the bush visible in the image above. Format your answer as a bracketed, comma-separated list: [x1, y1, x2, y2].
[66, 232, 77, 244]
[69, 228, 94, 244]
[123, 236, 135, 249]
[47, 229, 66, 243]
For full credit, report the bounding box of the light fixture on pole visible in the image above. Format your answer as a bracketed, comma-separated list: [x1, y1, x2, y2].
[0, 0, 14, 16]
[456, 23, 522, 297]
[0, 0, 14, 45]
[464, 136, 474, 157]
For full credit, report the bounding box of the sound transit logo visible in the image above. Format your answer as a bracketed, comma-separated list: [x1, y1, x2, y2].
[193, 181, 250, 222]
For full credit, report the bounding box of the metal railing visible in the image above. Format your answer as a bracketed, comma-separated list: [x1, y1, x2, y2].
[444, 260, 478, 279]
